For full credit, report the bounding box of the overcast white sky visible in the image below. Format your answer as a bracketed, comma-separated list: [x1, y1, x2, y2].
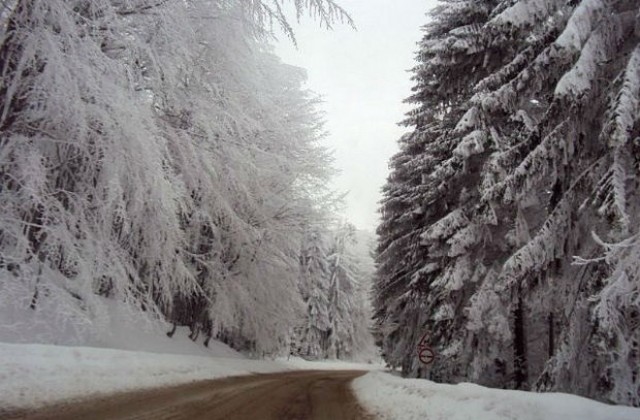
[275, 0, 438, 231]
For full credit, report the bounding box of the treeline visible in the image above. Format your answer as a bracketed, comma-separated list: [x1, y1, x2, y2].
[375, 0, 640, 406]
[0, 0, 372, 358]
[294, 224, 375, 360]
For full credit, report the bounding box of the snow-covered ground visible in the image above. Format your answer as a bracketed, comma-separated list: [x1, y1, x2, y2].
[0, 344, 378, 413]
[352, 371, 640, 420]
[0, 298, 376, 413]
[0, 293, 241, 358]
[4, 344, 639, 419]
[277, 356, 381, 371]
[0, 342, 287, 413]
[3, 297, 637, 419]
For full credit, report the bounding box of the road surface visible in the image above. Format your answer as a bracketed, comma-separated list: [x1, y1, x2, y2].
[7, 370, 372, 420]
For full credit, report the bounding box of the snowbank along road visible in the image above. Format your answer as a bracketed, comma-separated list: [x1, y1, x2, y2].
[5, 370, 372, 420]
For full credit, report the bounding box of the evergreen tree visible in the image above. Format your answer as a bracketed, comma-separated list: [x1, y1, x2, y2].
[478, 0, 640, 403]
[326, 223, 358, 359]
[376, 0, 510, 382]
[296, 224, 376, 360]
[375, 0, 640, 405]
[297, 228, 332, 358]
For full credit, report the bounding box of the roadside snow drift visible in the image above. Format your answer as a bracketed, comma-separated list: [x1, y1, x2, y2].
[352, 371, 640, 420]
[0, 296, 242, 359]
[0, 343, 286, 413]
[0, 299, 376, 414]
[277, 356, 380, 371]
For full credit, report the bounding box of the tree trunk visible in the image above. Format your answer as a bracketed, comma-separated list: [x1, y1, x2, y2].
[166, 323, 177, 338]
[513, 289, 528, 389]
[548, 312, 554, 358]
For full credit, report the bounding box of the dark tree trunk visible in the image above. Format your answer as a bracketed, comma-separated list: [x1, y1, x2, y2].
[30, 279, 39, 310]
[189, 325, 200, 341]
[166, 322, 177, 338]
[513, 290, 528, 389]
[548, 312, 554, 358]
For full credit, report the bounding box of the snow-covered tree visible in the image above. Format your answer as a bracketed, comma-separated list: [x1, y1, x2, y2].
[375, 0, 640, 406]
[476, 0, 640, 403]
[325, 223, 359, 359]
[0, 0, 349, 355]
[295, 224, 375, 360]
[376, 0, 511, 383]
[296, 228, 332, 358]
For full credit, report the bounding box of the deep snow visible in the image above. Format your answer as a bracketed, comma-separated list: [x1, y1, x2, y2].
[0, 293, 241, 358]
[0, 344, 376, 413]
[0, 342, 285, 413]
[2, 296, 637, 419]
[0, 297, 375, 413]
[352, 371, 640, 420]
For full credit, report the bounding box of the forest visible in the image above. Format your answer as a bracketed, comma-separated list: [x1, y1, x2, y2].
[375, 0, 640, 407]
[0, 0, 373, 361]
[1, 0, 639, 411]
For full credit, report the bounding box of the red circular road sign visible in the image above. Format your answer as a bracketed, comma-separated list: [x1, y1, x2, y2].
[417, 333, 436, 365]
[418, 347, 436, 365]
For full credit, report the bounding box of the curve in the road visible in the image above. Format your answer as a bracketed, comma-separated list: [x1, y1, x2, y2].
[8, 370, 373, 420]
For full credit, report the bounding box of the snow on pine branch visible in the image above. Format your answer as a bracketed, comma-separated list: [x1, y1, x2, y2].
[500, 198, 572, 288]
[475, 1, 565, 96]
[554, 0, 606, 51]
[592, 45, 640, 231]
[453, 129, 487, 158]
[447, 223, 483, 258]
[610, 45, 640, 149]
[584, 230, 640, 405]
[473, 45, 535, 94]
[483, 120, 570, 203]
[465, 269, 512, 342]
[471, 38, 560, 114]
[489, 0, 559, 29]
[606, 148, 632, 231]
[555, 13, 625, 98]
[420, 209, 469, 243]
[454, 106, 481, 133]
